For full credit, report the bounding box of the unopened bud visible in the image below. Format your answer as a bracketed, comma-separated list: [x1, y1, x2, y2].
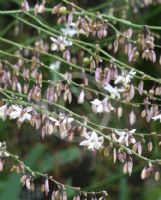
[155, 171, 160, 181]
[59, 7, 67, 14]
[83, 57, 90, 66]
[148, 141, 153, 152]
[149, 89, 154, 96]
[134, 51, 139, 59]
[141, 167, 148, 180]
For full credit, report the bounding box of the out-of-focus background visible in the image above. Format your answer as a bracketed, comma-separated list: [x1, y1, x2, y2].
[0, 0, 161, 199]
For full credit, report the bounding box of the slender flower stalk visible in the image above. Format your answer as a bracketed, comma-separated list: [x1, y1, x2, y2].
[0, 0, 161, 198]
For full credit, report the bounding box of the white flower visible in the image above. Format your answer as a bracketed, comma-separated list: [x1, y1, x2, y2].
[50, 36, 72, 51]
[114, 69, 136, 85]
[9, 105, 33, 123]
[152, 114, 161, 122]
[0, 104, 7, 121]
[91, 98, 114, 113]
[114, 75, 124, 85]
[91, 99, 104, 113]
[50, 37, 58, 51]
[49, 61, 61, 71]
[104, 83, 124, 99]
[59, 114, 74, 124]
[115, 129, 136, 146]
[48, 116, 58, 122]
[61, 23, 77, 37]
[0, 151, 9, 157]
[48, 116, 60, 126]
[125, 69, 136, 84]
[80, 131, 104, 151]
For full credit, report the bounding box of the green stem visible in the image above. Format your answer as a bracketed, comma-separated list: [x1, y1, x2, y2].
[13, 13, 161, 85]
[1, 149, 104, 195]
[62, 0, 161, 31]
[1, 96, 161, 165]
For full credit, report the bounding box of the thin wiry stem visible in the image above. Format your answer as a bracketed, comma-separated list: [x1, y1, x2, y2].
[0, 8, 160, 85]
[0, 37, 161, 107]
[14, 12, 161, 85]
[1, 51, 161, 110]
[0, 2, 161, 31]
[0, 87, 124, 132]
[0, 148, 105, 195]
[1, 96, 161, 165]
[62, 0, 161, 31]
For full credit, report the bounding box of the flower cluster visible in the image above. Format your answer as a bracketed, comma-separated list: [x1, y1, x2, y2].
[0, 104, 75, 139]
[0, 0, 161, 199]
[80, 131, 104, 151]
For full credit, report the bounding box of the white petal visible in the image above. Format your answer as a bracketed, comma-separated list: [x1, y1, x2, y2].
[18, 113, 31, 123]
[55, 121, 60, 126]
[118, 135, 125, 144]
[91, 131, 98, 140]
[49, 116, 57, 122]
[79, 140, 91, 147]
[23, 113, 31, 121]
[115, 130, 125, 136]
[9, 111, 20, 119]
[0, 104, 7, 111]
[152, 114, 161, 121]
[104, 83, 114, 93]
[51, 43, 58, 51]
[125, 135, 129, 146]
[131, 138, 136, 144]
[114, 76, 123, 84]
[49, 61, 61, 71]
[96, 104, 103, 113]
[93, 141, 102, 149]
[129, 129, 136, 134]
[12, 105, 22, 112]
[67, 117, 74, 123]
[50, 37, 56, 42]
[91, 99, 101, 106]
[83, 132, 91, 140]
[87, 143, 94, 150]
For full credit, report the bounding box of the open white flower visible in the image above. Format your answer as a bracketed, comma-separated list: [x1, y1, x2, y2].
[91, 99, 104, 113]
[152, 113, 161, 122]
[61, 23, 77, 37]
[80, 131, 104, 151]
[0, 104, 7, 121]
[50, 36, 72, 51]
[114, 69, 136, 85]
[104, 83, 124, 99]
[114, 129, 136, 146]
[59, 114, 74, 124]
[9, 105, 33, 123]
[91, 98, 114, 113]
